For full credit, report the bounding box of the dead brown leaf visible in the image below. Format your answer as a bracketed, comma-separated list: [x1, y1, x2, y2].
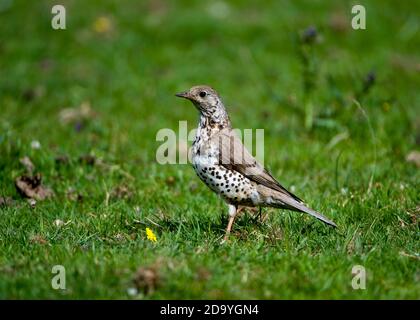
[22, 86, 45, 102]
[260, 110, 271, 120]
[59, 102, 96, 126]
[15, 174, 54, 201]
[328, 11, 349, 33]
[78, 154, 96, 166]
[407, 206, 419, 225]
[148, 0, 168, 16]
[133, 265, 159, 295]
[111, 184, 134, 200]
[267, 226, 283, 243]
[391, 54, 420, 73]
[66, 187, 83, 202]
[29, 234, 49, 245]
[55, 155, 70, 166]
[0, 196, 14, 208]
[196, 267, 212, 281]
[113, 233, 126, 242]
[19, 156, 35, 173]
[346, 230, 359, 255]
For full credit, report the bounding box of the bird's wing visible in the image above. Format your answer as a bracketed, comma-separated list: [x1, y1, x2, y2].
[213, 128, 303, 203]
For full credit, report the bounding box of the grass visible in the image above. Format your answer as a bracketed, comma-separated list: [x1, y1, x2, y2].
[0, 0, 419, 299]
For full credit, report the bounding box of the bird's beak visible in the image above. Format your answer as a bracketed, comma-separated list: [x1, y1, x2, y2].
[175, 91, 191, 100]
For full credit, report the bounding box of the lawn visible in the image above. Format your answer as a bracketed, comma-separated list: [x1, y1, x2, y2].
[0, 0, 419, 299]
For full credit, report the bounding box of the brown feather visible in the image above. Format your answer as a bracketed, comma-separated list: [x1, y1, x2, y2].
[212, 128, 303, 203]
[257, 185, 337, 227]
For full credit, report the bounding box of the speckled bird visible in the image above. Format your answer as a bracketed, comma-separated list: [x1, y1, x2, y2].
[176, 85, 337, 241]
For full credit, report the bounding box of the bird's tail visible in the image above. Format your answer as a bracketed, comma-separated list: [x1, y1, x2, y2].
[259, 186, 337, 227]
[287, 200, 337, 228]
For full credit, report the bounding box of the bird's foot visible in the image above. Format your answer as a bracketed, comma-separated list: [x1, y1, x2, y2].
[251, 207, 264, 223]
[219, 232, 231, 244]
[222, 208, 236, 244]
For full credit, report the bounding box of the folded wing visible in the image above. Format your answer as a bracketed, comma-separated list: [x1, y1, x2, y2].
[213, 128, 303, 203]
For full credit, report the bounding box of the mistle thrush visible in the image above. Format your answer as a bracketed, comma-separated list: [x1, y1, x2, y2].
[176, 85, 337, 240]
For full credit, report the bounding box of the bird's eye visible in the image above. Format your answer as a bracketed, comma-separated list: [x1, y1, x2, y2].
[199, 91, 207, 98]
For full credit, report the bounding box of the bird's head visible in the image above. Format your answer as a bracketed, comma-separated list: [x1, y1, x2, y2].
[176, 85, 228, 123]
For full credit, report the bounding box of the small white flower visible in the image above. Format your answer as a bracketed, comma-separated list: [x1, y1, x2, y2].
[28, 199, 37, 208]
[54, 219, 64, 227]
[341, 188, 348, 195]
[31, 140, 41, 149]
[290, 185, 296, 193]
[127, 287, 138, 296]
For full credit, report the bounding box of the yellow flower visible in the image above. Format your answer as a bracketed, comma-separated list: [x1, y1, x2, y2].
[146, 227, 157, 242]
[93, 16, 112, 34]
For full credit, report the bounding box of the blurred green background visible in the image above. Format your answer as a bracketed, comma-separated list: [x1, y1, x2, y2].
[0, 0, 419, 299]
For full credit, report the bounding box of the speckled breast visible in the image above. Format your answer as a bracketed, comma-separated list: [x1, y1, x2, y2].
[192, 152, 258, 206]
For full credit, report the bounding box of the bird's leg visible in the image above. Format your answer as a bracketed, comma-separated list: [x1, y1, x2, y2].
[236, 206, 245, 216]
[223, 204, 237, 242]
[258, 207, 265, 221]
[252, 207, 263, 222]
